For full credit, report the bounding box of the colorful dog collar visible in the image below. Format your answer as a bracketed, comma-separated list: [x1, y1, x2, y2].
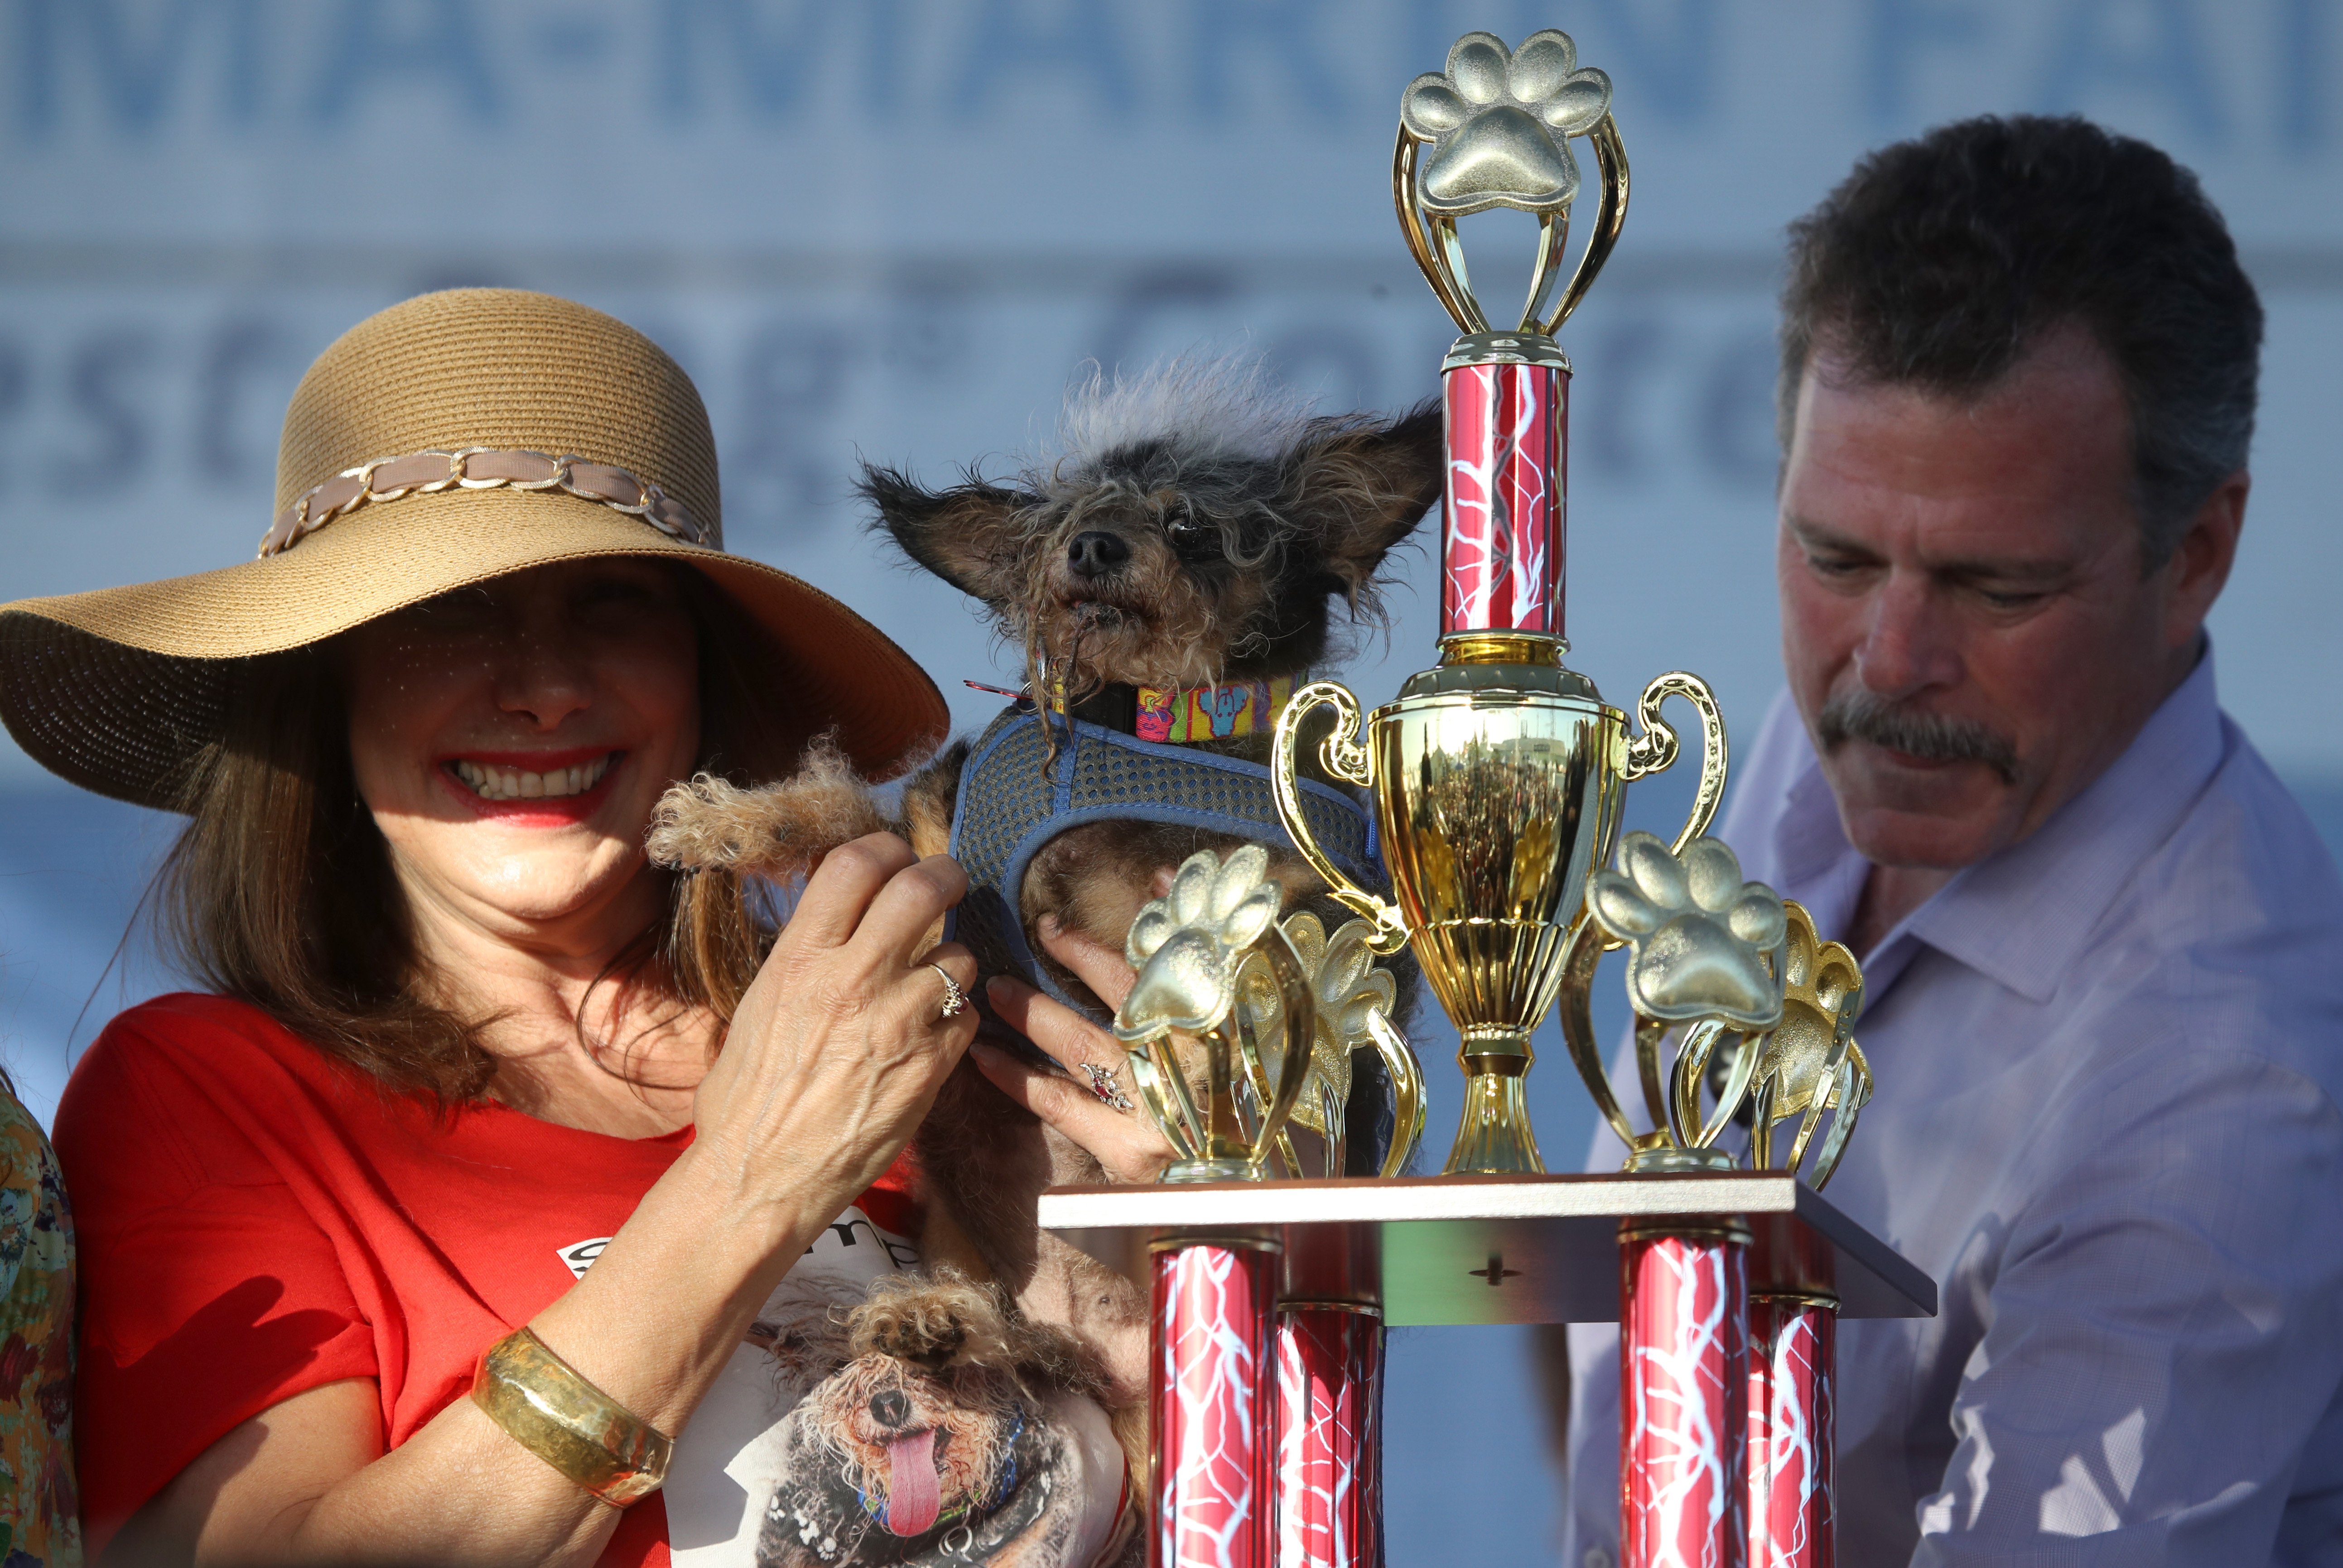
[1044, 675, 1300, 745]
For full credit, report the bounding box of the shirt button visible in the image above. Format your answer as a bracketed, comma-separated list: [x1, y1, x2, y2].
[1583, 1551, 1613, 1568]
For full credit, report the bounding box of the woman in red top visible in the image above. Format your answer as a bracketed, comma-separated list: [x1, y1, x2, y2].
[0, 290, 1152, 1567]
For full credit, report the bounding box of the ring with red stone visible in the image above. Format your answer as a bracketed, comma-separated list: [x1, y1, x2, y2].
[1083, 1061, 1135, 1112]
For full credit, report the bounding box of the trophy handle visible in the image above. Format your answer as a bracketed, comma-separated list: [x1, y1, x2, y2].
[1622, 670, 1729, 854]
[1363, 1009, 1427, 1179]
[1272, 681, 1413, 956]
[1557, 915, 1640, 1151]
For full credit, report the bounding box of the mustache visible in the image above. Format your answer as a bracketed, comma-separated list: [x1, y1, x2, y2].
[1816, 689, 2019, 783]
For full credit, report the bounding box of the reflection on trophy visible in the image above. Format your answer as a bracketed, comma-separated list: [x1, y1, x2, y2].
[1046, 30, 1933, 1568]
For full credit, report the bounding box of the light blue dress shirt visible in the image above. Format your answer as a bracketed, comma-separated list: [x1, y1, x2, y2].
[1563, 652, 2343, 1566]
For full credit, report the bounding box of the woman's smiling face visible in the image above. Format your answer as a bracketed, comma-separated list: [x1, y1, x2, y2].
[341, 559, 702, 940]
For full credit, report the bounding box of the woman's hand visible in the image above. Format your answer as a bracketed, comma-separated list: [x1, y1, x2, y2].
[689, 832, 980, 1226]
[974, 916, 1177, 1186]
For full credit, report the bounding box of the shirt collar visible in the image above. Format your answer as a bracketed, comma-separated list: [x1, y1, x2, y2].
[1770, 647, 2227, 1005]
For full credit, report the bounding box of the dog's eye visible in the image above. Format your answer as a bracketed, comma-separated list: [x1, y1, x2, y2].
[1167, 517, 1205, 543]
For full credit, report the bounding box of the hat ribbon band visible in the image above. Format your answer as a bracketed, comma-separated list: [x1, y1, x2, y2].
[259, 447, 709, 559]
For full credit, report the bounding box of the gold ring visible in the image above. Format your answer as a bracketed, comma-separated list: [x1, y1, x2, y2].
[929, 962, 968, 1020]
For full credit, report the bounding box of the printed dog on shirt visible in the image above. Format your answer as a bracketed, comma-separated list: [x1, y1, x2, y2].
[758, 1273, 1132, 1568]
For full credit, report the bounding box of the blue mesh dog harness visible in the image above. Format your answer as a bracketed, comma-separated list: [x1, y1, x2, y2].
[944, 702, 1386, 1020]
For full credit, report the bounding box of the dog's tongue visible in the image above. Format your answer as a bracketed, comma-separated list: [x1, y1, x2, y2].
[885, 1429, 940, 1536]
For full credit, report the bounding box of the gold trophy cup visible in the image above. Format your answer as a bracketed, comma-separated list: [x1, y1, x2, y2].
[1274, 660, 1726, 1174]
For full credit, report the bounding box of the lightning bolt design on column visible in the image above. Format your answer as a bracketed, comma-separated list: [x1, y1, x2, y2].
[1440, 360, 1566, 638]
[1275, 1307, 1384, 1568]
[1623, 1232, 1750, 1568]
[1746, 1298, 1835, 1568]
[1155, 1242, 1280, 1568]
[1443, 363, 1504, 630]
[1502, 365, 1551, 630]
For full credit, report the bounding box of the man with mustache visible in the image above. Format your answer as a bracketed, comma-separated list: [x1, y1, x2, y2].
[1561, 116, 2343, 1566]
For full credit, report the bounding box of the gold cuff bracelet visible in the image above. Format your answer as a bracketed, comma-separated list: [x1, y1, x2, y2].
[470, 1326, 674, 1507]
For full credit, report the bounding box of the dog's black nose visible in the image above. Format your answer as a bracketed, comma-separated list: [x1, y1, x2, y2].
[1066, 530, 1130, 577]
[870, 1389, 911, 1428]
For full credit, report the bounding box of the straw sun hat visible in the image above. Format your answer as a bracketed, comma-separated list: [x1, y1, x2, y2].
[0, 289, 946, 809]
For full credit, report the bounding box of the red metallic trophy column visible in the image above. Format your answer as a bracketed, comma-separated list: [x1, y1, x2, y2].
[1747, 1291, 1837, 1568]
[1153, 1238, 1282, 1568]
[1275, 1303, 1383, 1568]
[1440, 345, 1567, 640]
[1621, 1222, 1752, 1564]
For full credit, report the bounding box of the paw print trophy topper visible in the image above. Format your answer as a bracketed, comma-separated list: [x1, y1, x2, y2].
[1114, 847, 1315, 1183]
[1396, 29, 1626, 341]
[1565, 832, 1792, 1173]
[1749, 901, 1873, 1190]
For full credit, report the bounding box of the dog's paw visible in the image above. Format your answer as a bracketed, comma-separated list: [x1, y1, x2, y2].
[1402, 29, 1611, 216]
[644, 772, 766, 870]
[1589, 832, 1786, 1028]
[643, 739, 888, 875]
[850, 1271, 1014, 1370]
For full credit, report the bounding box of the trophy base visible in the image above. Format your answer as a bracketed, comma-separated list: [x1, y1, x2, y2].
[1162, 1157, 1268, 1184]
[1625, 1145, 1740, 1175]
[1443, 1057, 1547, 1175]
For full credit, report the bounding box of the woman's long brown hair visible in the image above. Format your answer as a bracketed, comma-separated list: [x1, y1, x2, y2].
[154, 575, 810, 1106]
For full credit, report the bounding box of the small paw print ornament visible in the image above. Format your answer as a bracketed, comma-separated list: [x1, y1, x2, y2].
[1402, 29, 1614, 216]
[1588, 831, 1788, 1030]
[1117, 845, 1285, 1044]
[1760, 901, 1864, 1121]
[1752, 900, 1874, 1188]
[1277, 911, 1394, 1132]
[1115, 846, 1314, 1180]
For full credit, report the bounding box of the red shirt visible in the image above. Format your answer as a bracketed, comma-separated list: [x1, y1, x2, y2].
[52, 993, 914, 1565]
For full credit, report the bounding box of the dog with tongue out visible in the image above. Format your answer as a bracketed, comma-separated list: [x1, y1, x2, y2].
[757, 1272, 1134, 1567]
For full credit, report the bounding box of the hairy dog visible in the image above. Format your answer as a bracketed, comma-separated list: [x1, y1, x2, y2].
[652, 362, 1443, 1495]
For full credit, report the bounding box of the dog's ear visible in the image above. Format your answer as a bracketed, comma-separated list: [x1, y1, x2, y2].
[1282, 399, 1445, 598]
[859, 463, 1032, 606]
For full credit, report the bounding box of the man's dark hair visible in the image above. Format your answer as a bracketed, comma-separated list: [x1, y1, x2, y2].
[1779, 114, 2262, 568]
